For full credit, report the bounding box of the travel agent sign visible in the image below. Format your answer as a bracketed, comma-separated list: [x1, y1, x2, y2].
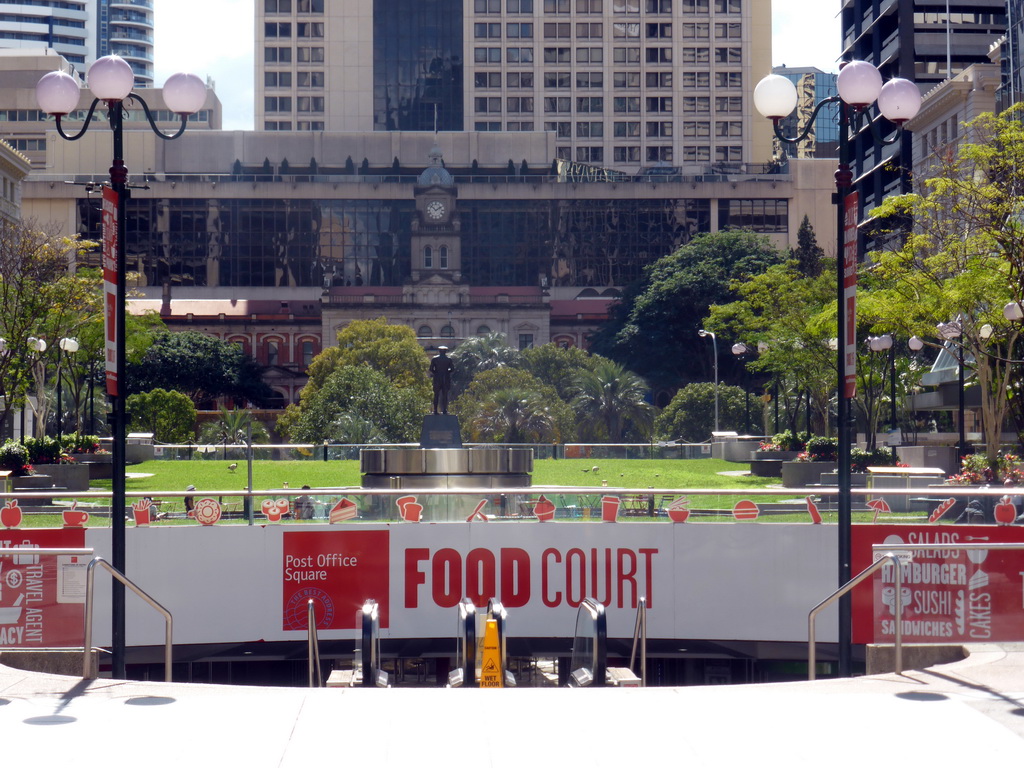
[852, 526, 1024, 644]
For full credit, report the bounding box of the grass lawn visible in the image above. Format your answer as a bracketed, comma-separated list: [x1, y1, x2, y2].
[17, 456, 907, 526]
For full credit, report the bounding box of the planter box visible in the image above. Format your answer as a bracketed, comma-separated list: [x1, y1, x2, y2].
[71, 453, 112, 480]
[24, 463, 89, 491]
[781, 460, 836, 488]
[752, 450, 801, 462]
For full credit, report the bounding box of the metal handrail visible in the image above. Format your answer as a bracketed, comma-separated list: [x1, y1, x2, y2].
[83, 556, 173, 681]
[628, 597, 647, 687]
[808, 552, 903, 681]
[307, 599, 323, 688]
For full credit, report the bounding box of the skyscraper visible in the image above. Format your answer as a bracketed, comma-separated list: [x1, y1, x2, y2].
[255, 0, 774, 173]
[0, 0, 154, 86]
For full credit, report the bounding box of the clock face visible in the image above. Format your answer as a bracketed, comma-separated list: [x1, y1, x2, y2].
[426, 200, 446, 220]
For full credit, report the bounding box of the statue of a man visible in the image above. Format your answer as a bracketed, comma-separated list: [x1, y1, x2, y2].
[429, 345, 455, 414]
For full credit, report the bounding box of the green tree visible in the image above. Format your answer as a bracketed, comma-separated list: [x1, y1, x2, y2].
[452, 367, 575, 442]
[520, 343, 599, 402]
[126, 388, 197, 443]
[472, 388, 556, 443]
[589, 230, 784, 390]
[655, 382, 749, 442]
[791, 214, 825, 278]
[448, 332, 522, 398]
[128, 331, 273, 407]
[570, 358, 654, 442]
[865, 107, 1024, 466]
[279, 365, 426, 443]
[198, 407, 271, 444]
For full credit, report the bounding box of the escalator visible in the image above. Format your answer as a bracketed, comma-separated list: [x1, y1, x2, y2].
[567, 598, 641, 687]
[327, 599, 390, 687]
[446, 598, 516, 688]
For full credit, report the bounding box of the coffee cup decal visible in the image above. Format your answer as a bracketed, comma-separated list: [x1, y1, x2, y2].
[396, 495, 422, 523]
[261, 498, 289, 523]
[190, 498, 222, 526]
[533, 495, 555, 522]
[62, 501, 89, 528]
[0, 499, 23, 530]
[131, 499, 152, 527]
[601, 495, 620, 523]
[329, 497, 357, 523]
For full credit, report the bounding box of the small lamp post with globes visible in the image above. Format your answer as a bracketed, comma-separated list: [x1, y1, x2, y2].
[698, 329, 719, 434]
[36, 55, 207, 680]
[56, 337, 79, 439]
[754, 61, 921, 677]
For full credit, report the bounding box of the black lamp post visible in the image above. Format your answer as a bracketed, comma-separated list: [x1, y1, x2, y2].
[937, 321, 967, 462]
[731, 342, 752, 434]
[37, 56, 206, 680]
[56, 337, 79, 439]
[755, 62, 921, 677]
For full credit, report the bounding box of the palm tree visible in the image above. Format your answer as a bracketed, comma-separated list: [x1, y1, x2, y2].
[472, 388, 555, 443]
[571, 359, 654, 442]
[448, 333, 522, 398]
[199, 407, 270, 444]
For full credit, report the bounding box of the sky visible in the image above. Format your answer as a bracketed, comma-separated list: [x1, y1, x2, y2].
[153, 0, 841, 132]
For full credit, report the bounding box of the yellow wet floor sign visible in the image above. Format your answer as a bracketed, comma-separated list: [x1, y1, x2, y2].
[479, 618, 503, 688]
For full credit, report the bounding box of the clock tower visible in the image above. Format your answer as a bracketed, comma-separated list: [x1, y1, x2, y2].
[412, 142, 461, 281]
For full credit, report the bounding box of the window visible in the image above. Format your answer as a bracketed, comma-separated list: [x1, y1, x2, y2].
[474, 97, 502, 112]
[544, 120, 572, 137]
[614, 146, 641, 162]
[576, 97, 603, 113]
[264, 71, 292, 87]
[518, 333, 535, 350]
[613, 120, 640, 137]
[646, 0, 671, 11]
[265, 96, 292, 112]
[297, 71, 324, 88]
[715, 145, 742, 163]
[475, 47, 502, 62]
[439, 246, 449, 269]
[475, 72, 502, 88]
[297, 46, 324, 62]
[296, 0, 324, 10]
[576, 22, 602, 38]
[683, 120, 710, 137]
[543, 47, 571, 63]
[507, 72, 534, 88]
[544, 22, 571, 38]
[544, 96, 572, 113]
[266, 340, 280, 366]
[682, 145, 711, 162]
[682, 22, 708, 38]
[556, 146, 572, 160]
[476, 325, 492, 335]
[714, 47, 741, 64]
[264, 47, 292, 63]
[298, 22, 324, 37]
[645, 97, 672, 113]
[679, 73, 707, 91]
[577, 0, 602, 10]
[576, 120, 603, 137]
[614, 47, 641, 63]
[646, 120, 672, 137]
[646, 146, 673, 162]
[682, 96, 709, 112]
[613, 0, 639, 11]
[507, 47, 534, 62]
[302, 341, 315, 368]
[576, 146, 603, 162]
[265, 22, 291, 37]
[423, 246, 433, 268]
[440, 325, 455, 338]
[576, 72, 603, 88]
[613, 22, 640, 37]
[682, 0, 709, 10]
[297, 120, 324, 130]
[715, 22, 741, 39]
[297, 96, 324, 112]
[715, 96, 742, 112]
[476, 0, 501, 10]
[715, 72, 742, 89]
[506, 121, 535, 130]
[475, 121, 502, 130]
[614, 71, 640, 88]
[716, 120, 742, 137]
[544, 72, 570, 88]
[544, 0, 570, 10]
[576, 47, 603, 63]
[646, 47, 672, 62]
[718, 199, 788, 233]
[613, 96, 641, 112]
[646, 23, 672, 38]
[645, 71, 672, 88]
[418, 324, 433, 337]
[507, 97, 534, 113]
[507, 23, 533, 38]
[475, 23, 502, 38]
[681, 47, 708, 64]
[507, 0, 533, 11]
[714, 0, 740, 12]
[266, 0, 291, 11]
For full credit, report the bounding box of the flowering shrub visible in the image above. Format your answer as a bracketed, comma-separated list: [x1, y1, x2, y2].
[0, 440, 32, 476]
[24, 436, 70, 465]
[805, 436, 838, 462]
[61, 433, 101, 454]
[758, 430, 808, 452]
[851, 446, 898, 472]
[949, 453, 1024, 485]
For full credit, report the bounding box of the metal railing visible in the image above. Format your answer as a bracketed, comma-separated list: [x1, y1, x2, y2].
[808, 552, 904, 681]
[83, 556, 173, 682]
[307, 599, 323, 688]
[628, 597, 647, 687]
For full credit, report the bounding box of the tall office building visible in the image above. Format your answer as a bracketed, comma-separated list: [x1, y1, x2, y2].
[772, 66, 838, 158]
[840, 0, 1005, 219]
[256, 0, 774, 172]
[0, 0, 154, 86]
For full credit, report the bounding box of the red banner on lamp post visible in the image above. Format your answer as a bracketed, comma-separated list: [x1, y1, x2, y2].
[102, 186, 119, 397]
[842, 191, 859, 398]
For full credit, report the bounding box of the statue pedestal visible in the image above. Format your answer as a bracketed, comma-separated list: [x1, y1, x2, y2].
[420, 414, 463, 448]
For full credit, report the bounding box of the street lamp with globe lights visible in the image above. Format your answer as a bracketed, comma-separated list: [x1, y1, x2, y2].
[937, 320, 967, 463]
[867, 334, 896, 436]
[36, 55, 206, 680]
[755, 61, 921, 677]
[56, 337, 79, 439]
[698, 329, 719, 434]
[731, 343, 753, 434]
